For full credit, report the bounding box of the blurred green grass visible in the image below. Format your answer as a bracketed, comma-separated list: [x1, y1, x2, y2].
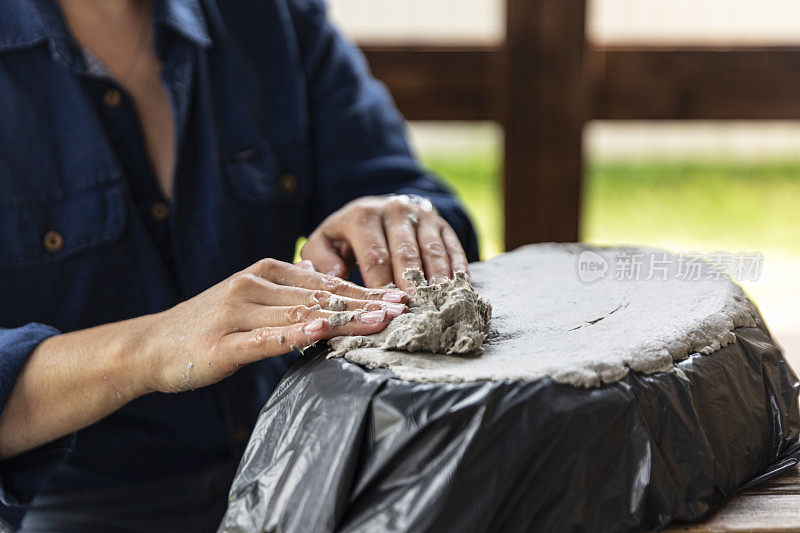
[583, 160, 800, 254]
[420, 146, 503, 259]
[422, 151, 800, 258]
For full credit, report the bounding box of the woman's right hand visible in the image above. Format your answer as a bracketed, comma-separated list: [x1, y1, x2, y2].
[139, 258, 408, 394]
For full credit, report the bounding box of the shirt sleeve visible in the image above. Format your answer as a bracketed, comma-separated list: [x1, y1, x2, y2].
[0, 323, 75, 528]
[288, 0, 480, 262]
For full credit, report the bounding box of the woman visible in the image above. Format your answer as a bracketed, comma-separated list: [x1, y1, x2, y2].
[0, 0, 478, 529]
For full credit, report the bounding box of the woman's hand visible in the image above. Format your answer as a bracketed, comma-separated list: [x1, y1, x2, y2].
[0, 259, 408, 459]
[301, 195, 470, 293]
[141, 258, 408, 394]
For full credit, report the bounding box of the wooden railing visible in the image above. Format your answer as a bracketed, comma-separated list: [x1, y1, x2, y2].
[359, 0, 800, 250]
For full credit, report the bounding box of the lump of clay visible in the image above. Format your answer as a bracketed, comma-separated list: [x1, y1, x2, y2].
[329, 270, 492, 357]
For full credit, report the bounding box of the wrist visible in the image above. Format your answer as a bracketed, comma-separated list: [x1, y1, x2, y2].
[114, 313, 162, 399]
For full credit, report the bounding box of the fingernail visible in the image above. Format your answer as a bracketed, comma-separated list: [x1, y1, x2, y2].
[359, 310, 386, 324]
[326, 269, 340, 277]
[383, 303, 405, 317]
[382, 290, 407, 303]
[303, 318, 326, 333]
[296, 260, 314, 270]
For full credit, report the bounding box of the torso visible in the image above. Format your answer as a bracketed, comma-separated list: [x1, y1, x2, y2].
[56, 0, 176, 199]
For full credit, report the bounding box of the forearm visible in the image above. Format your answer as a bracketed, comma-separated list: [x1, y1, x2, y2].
[0, 315, 155, 459]
[0, 259, 404, 461]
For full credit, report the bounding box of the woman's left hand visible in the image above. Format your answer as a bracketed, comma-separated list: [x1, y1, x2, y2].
[301, 195, 469, 293]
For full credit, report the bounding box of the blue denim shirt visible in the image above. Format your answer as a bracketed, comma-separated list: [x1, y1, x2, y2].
[0, 0, 478, 526]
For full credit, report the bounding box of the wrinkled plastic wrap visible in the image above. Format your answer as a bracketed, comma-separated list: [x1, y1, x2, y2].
[219, 322, 799, 532]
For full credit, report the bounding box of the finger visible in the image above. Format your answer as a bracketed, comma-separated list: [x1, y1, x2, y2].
[441, 224, 470, 276]
[346, 212, 394, 289]
[226, 310, 392, 364]
[232, 275, 400, 310]
[383, 211, 422, 292]
[330, 309, 394, 336]
[300, 235, 348, 278]
[417, 219, 451, 284]
[232, 273, 405, 309]
[236, 305, 338, 330]
[224, 319, 333, 363]
[294, 259, 316, 271]
[235, 302, 405, 330]
[245, 259, 406, 303]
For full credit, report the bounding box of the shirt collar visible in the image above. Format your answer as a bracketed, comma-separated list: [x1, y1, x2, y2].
[0, 0, 212, 54]
[154, 0, 213, 49]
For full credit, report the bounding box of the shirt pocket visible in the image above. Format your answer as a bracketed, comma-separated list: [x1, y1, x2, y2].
[222, 141, 306, 207]
[0, 179, 127, 266]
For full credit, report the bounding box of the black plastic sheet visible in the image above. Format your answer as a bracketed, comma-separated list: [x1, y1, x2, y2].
[219, 323, 800, 532]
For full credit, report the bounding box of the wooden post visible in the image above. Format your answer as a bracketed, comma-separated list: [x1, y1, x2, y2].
[503, 0, 587, 249]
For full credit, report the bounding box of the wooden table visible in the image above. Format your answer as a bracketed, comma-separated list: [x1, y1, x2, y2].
[665, 464, 800, 532]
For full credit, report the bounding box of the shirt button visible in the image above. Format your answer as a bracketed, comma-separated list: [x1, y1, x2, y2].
[43, 230, 64, 253]
[234, 426, 250, 443]
[279, 173, 298, 194]
[150, 201, 170, 222]
[103, 88, 122, 107]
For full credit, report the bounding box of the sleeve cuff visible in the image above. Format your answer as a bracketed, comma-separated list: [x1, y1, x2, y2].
[0, 323, 73, 522]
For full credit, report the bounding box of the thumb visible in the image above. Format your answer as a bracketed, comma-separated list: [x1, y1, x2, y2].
[301, 236, 349, 278]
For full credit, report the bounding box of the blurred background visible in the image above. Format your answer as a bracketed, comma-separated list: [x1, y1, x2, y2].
[330, 0, 800, 367]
